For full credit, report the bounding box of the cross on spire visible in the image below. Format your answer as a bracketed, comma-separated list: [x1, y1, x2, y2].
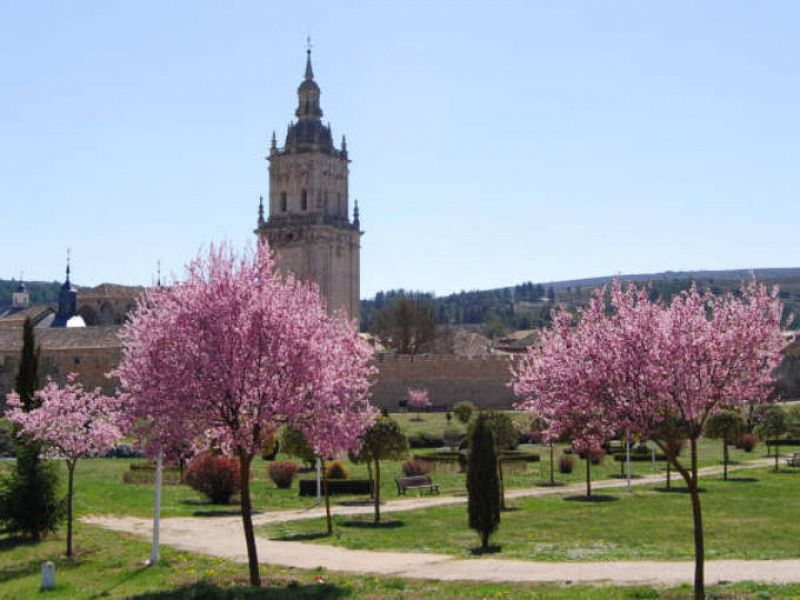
[66, 247, 71, 283]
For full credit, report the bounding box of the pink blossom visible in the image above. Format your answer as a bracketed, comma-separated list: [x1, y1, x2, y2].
[407, 388, 431, 410]
[114, 241, 375, 586]
[6, 373, 121, 461]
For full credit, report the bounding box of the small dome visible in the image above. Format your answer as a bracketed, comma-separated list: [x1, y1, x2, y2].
[66, 315, 86, 328]
[298, 78, 319, 92]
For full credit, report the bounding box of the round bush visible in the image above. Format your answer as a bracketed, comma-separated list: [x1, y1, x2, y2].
[558, 454, 575, 474]
[268, 461, 299, 489]
[324, 460, 350, 480]
[185, 453, 241, 504]
[453, 401, 476, 424]
[402, 459, 433, 477]
[739, 432, 757, 452]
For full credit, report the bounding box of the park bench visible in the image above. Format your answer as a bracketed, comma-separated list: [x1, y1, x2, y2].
[785, 452, 800, 467]
[395, 475, 440, 495]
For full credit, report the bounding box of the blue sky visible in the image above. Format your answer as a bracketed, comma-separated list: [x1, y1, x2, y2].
[1, 1, 798, 298]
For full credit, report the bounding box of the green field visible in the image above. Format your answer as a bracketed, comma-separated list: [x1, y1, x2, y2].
[263, 467, 800, 562]
[0, 430, 764, 520]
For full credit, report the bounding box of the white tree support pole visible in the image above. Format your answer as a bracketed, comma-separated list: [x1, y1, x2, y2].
[146, 453, 162, 566]
[315, 456, 322, 506]
[626, 430, 632, 491]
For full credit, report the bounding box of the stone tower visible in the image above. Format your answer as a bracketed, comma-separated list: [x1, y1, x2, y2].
[256, 48, 361, 321]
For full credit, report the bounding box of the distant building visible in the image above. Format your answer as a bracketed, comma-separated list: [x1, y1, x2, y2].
[77, 283, 142, 326]
[255, 48, 361, 321]
[50, 259, 85, 328]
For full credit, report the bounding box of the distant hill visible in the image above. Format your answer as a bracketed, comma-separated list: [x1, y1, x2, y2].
[539, 267, 800, 291]
[360, 268, 800, 335]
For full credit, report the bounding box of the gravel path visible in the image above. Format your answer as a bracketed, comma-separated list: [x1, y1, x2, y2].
[85, 458, 800, 586]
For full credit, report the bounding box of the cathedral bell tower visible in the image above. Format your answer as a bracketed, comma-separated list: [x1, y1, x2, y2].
[256, 47, 361, 321]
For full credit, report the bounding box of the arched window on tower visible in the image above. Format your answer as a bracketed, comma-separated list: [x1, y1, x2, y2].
[301, 189, 308, 211]
[280, 192, 287, 213]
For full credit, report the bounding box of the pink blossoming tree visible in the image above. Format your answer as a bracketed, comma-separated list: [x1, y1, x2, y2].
[115, 242, 375, 586]
[407, 388, 431, 420]
[513, 280, 785, 599]
[6, 374, 122, 557]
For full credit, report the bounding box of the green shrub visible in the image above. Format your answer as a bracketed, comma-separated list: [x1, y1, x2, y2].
[408, 433, 445, 448]
[281, 427, 315, 466]
[324, 460, 349, 480]
[467, 414, 500, 550]
[453, 401, 476, 424]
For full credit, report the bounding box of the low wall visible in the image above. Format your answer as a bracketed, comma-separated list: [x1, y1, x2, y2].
[370, 353, 519, 410]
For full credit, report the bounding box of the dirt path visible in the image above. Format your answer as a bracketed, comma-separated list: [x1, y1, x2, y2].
[84, 458, 800, 586]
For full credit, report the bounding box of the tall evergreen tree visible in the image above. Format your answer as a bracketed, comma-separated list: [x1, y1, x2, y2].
[467, 413, 501, 551]
[0, 318, 63, 540]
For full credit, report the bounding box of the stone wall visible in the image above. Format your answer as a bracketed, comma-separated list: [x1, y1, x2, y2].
[370, 353, 519, 410]
[776, 336, 800, 398]
[2, 329, 798, 415]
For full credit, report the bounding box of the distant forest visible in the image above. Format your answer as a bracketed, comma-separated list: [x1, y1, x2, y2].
[360, 270, 800, 336]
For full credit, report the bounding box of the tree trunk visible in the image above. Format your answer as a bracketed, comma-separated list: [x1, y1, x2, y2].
[688, 437, 705, 600]
[237, 453, 260, 587]
[498, 460, 506, 510]
[373, 459, 381, 523]
[549, 443, 555, 485]
[585, 455, 592, 498]
[774, 441, 780, 472]
[481, 530, 489, 551]
[722, 440, 728, 481]
[322, 460, 333, 534]
[366, 460, 374, 500]
[666, 460, 672, 490]
[66, 460, 76, 558]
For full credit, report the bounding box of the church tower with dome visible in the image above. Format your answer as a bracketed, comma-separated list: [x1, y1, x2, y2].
[255, 47, 361, 322]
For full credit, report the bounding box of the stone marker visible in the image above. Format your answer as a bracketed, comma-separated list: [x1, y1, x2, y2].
[41, 561, 55, 591]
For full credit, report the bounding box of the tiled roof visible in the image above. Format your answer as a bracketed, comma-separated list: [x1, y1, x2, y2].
[0, 326, 122, 351]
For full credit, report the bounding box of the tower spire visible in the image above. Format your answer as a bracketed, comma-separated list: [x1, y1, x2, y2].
[353, 199, 360, 230]
[65, 247, 71, 284]
[305, 36, 314, 80]
[258, 194, 265, 226]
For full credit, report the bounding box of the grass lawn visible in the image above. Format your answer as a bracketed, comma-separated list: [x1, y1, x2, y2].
[0, 423, 768, 521]
[262, 467, 800, 562]
[1, 523, 800, 599]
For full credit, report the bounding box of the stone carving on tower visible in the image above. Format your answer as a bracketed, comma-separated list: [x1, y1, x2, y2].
[256, 47, 361, 321]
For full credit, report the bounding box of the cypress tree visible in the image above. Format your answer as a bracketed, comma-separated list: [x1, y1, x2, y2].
[467, 413, 501, 551]
[0, 318, 63, 540]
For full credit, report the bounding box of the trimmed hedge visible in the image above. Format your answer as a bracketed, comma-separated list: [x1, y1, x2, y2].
[407, 433, 445, 449]
[613, 453, 667, 462]
[298, 479, 374, 497]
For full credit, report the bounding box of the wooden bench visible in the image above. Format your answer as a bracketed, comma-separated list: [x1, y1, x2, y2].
[395, 475, 439, 495]
[785, 452, 800, 467]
